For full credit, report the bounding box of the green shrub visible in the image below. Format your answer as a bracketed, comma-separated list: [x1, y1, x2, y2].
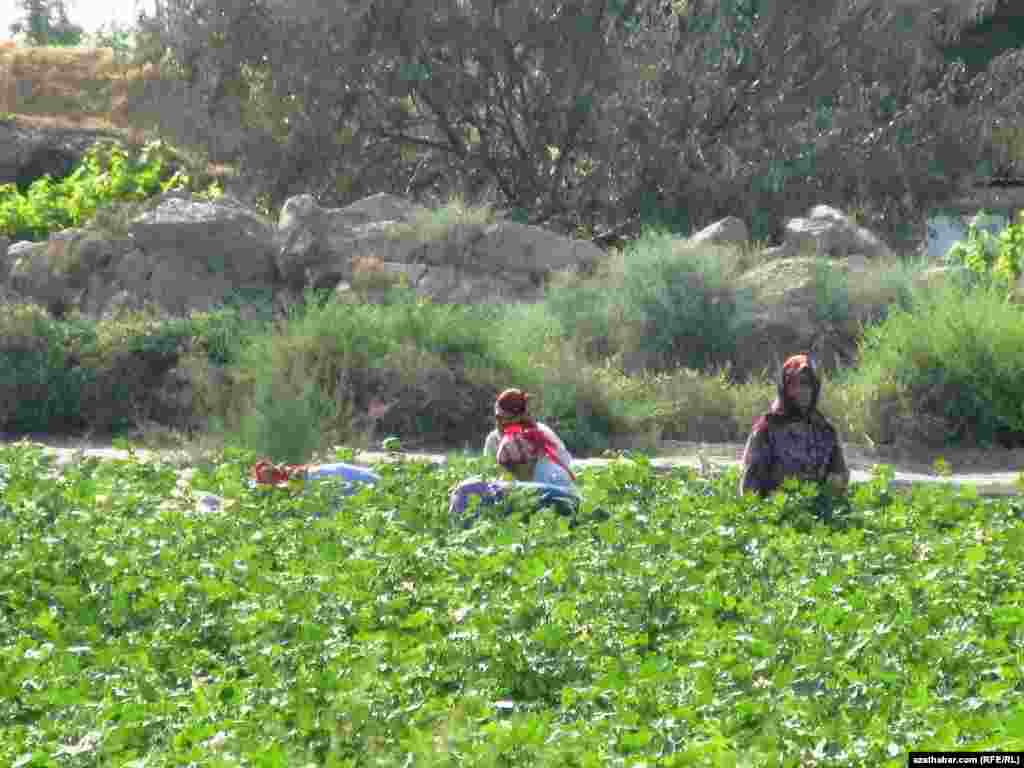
[615, 231, 753, 372]
[810, 256, 851, 326]
[0, 139, 220, 241]
[945, 210, 1024, 289]
[188, 303, 267, 367]
[846, 254, 925, 327]
[202, 289, 650, 459]
[849, 279, 1024, 444]
[90, 21, 134, 64]
[232, 374, 343, 464]
[0, 303, 87, 431]
[544, 230, 753, 373]
[544, 269, 615, 358]
[0, 303, 198, 434]
[382, 193, 496, 241]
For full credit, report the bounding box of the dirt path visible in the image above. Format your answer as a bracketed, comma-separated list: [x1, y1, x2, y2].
[2, 434, 1021, 497]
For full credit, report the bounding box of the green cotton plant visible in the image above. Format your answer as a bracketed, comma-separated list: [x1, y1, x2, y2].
[945, 210, 1024, 290]
[2, 439, 1023, 765]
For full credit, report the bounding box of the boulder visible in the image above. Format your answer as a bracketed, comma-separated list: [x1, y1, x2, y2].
[1, 194, 283, 320]
[7, 240, 69, 314]
[7, 241, 38, 259]
[685, 216, 749, 249]
[684, 206, 897, 262]
[323, 191, 424, 225]
[339, 258, 543, 305]
[777, 205, 894, 260]
[128, 193, 277, 283]
[276, 193, 427, 287]
[461, 220, 604, 273]
[414, 263, 543, 304]
[121, 194, 279, 317]
[276, 193, 603, 300]
[733, 258, 858, 378]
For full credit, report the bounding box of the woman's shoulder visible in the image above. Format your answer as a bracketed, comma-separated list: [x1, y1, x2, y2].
[535, 421, 565, 441]
[484, 429, 500, 454]
[536, 422, 573, 455]
[809, 410, 838, 435]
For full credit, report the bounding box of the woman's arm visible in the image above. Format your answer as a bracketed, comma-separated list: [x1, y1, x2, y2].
[825, 438, 850, 491]
[739, 428, 774, 496]
[484, 430, 500, 459]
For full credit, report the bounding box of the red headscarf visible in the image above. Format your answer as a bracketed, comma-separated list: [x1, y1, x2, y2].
[251, 459, 309, 487]
[751, 353, 820, 434]
[495, 388, 530, 420]
[494, 388, 576, 481]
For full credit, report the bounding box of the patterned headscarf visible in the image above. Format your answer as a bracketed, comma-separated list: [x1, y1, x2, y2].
[251, 459, 309, 487]
[495, 388, 530, 420]
[496, 431, 537, 468]
[493, 388, 576, 481]
[752, 353, 821, 433]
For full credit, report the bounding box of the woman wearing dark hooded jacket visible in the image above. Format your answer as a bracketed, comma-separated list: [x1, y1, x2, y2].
[739, 353, 850, 497]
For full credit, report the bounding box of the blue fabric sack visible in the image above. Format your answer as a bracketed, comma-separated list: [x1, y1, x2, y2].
[304, 462, 381, 496]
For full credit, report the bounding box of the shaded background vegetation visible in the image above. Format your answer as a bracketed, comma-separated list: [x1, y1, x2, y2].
[123, 0, 1024, 251]
[2, 0, 1024, 463]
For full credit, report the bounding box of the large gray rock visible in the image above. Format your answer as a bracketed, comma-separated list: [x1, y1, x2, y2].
[414, 263, 544, 304]
[7, 241, 39, 259]
[129, 193, 277, 283]
[1, 194, 282, 319]
[323, 192, 424, 226]
[778, 205, 894, 260]
[7, 240, 66, 311]
[112, 193, 280, 317]
[6, 232, 136, 316]
[276, 193, 603, 301]
[276, 193, 427, 287]
[455, 220, 603, 272]
[685, 216, 749, 249]
[340, 258, 544, 305]
[733, 258, 858, 378]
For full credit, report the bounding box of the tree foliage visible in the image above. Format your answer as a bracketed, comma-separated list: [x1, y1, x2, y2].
[133, 0, 1024, 249]
[9, 0, 84, 47]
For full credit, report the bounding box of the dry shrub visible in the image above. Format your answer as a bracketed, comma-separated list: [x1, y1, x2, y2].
[845, 255, 923, 328]
[347, 343, 496, 449]
[384, 194, 495, 242]
[645, 368, 775, 444]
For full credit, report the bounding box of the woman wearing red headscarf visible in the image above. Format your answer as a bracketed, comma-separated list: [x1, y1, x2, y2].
[448, 388, 579, 526]
[739, 353, 850, 497]
[484, 388, 574, 482]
